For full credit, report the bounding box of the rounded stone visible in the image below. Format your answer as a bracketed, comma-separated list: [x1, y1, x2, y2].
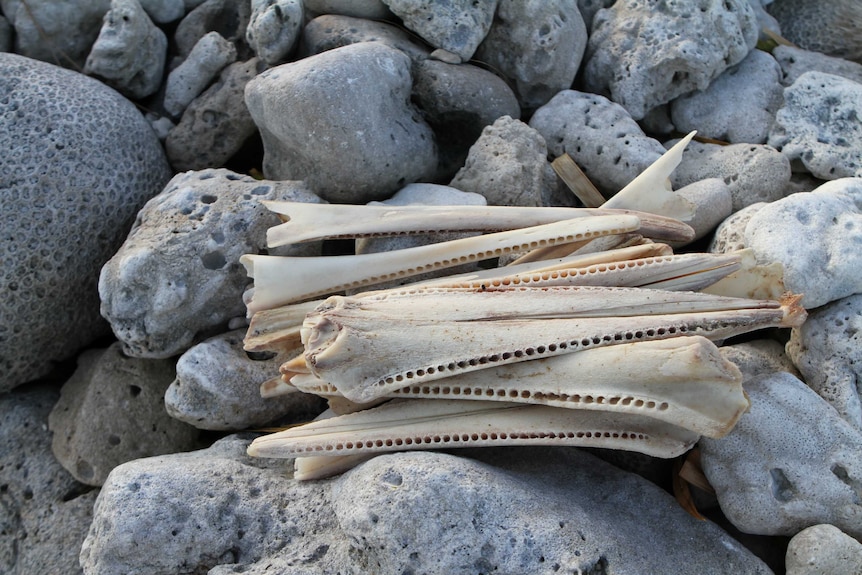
[245, 41, 438, 203]
[0, 53, 172, 393]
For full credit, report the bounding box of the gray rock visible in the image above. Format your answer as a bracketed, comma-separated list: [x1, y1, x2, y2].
[670, 49, 784, 144]
[174, 0, 252, 59]
[411, 58, 520, 180]
[577, 0, 613, 32]
[351, 184, 487, 290]
[773, 45, 862, 86]
[245, 42, 438, 203]
[742, 177, 862, 309]
[768, 0, 862, 63]
[1, 384, 97, 575]
[301, 14, 429, 61]
[670, 140, 791, 212]
[166, 58, 260, 171]
[450, 115, 550, 207]
[138, 0, 185, 23]
[165, 329, 325, 430]
[529, 89, 666, 196]
[80, 441, 772, 574]
[84, 0, 168, 99]
[583, 0, 759, 119]
[708, 202, 766, 254]
[0, 53, 171, 393]
[473, 0, 587, 109]
[0, 14, 12, 52]
[0, 0, 109, 68]
[672, 178, 733, 244]
[786, 294, 862, 431]
[48, 342, 200, 486]
[380, 0, 498, 62]
[768, 71, 862, 180]
[785, 524, 862, 575]
[720, 339, 800, 382]
[99, 169, 324, 359]
[246, 0, 302, 66]
[304, 0, 391, 19]
[701, 371, 862, 539]
[164, 31, 237, 118]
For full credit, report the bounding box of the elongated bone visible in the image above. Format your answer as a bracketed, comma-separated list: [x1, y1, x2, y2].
[247, 399, 700, 460]
[302, 288, 805, 402]
[241, 214, 641, 313]
[263, 203, 694, 246]
[287, 336, 746, 438]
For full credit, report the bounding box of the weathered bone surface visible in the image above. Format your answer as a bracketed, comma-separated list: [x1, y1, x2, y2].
[286, 337, 747, 438]
[263, 202, 694, 246]
[241, 214, 641, 312]
[301, 287, 804, 403]
[247, 399, 700, 459]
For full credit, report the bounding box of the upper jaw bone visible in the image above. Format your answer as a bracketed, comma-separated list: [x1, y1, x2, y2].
[246, 398, 700, 460]
[240, 214, 641, 313]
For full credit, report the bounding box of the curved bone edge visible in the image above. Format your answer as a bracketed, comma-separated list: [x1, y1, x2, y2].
[294, 453, 377, 481]
[240, 214, 642, 313]
[245, 300, 322, 352]
[246, 399, 699, 460]
[263, 203, 694, 246]
[420, 253, 741, 293]
[602, 131, 697, 222]
[702, 249, 788, 301]
[260, 376, 297, 398]
[508, 232, 644, 265]
[305, 302, 793, 403]
[385, 336, 747, 438]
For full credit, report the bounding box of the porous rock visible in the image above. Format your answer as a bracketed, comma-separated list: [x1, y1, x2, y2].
[0, 53, 171, 393]
[166, 58, 260, 171]
[48, 342, 200, 486]
[84, 0, 168, 99]
[350, 184, 487, 291]
[709, 202, 766, 254]
[137, 0, 185, 23]
[173, 0, 252, 59]
[99, 169, 324, 359]
[785, 524, 862, 575]
[671, 178, 733, 244]
[304, 0, 390, 19]
[473, 0, 587, 109]
[741, 177, 862, 309]
[577, 0, 613, 32]
[450, 115, 551, 207]
[165, 328, 325, 430]
[245, 42, 438, 203]
[670, 140, 791, 212]
[80, 442, 772, 574]
[719, 339, 800, 382]
[583, 0, 759, 119]
[163, 31, 237, 118]
[0, 0, 109, 68]
[301, 14, 429, 61]
[670, 49, 784, 144]
[767, 71, 862, 180]
[411, 59, 520, 180]
[768, 0, 862, 63]
[786, 294, 862, 431]
[529, 89, 666, 196]
[246, 0, 302, 66]
[1, 384, 97, 575]
[380, 0, 498, 61]
[700, 371, 862, 539]
[773, 45, 862, 86]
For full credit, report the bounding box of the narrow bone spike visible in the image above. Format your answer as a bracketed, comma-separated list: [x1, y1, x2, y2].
[262, 203, 694, 246]
[386, 336, 747, 438]
[260, 376, 296, 398]
[246, 399, 700, 461]
[245, 300, 321, 352]
[602, 131, 697, 223]
[302, 288, 800, 402]
[241, 214, 642, 313]
[281, 353, 310, 375]
[294, 453, 376, 481]
[508, 232, 639, 265]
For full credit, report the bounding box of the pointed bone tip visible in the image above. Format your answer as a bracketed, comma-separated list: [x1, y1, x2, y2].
[779, 293, 807, 328]
[239, 254, 256, 277]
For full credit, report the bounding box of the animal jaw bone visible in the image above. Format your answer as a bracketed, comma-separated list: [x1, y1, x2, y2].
[300, 286, 805, 403]
[246, 399, 701, 460]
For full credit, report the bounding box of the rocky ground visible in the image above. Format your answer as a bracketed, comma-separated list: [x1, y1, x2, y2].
[2, 0, 862, 573]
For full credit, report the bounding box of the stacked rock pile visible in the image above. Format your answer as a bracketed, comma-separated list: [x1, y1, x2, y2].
[2, 0, 862, 573]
